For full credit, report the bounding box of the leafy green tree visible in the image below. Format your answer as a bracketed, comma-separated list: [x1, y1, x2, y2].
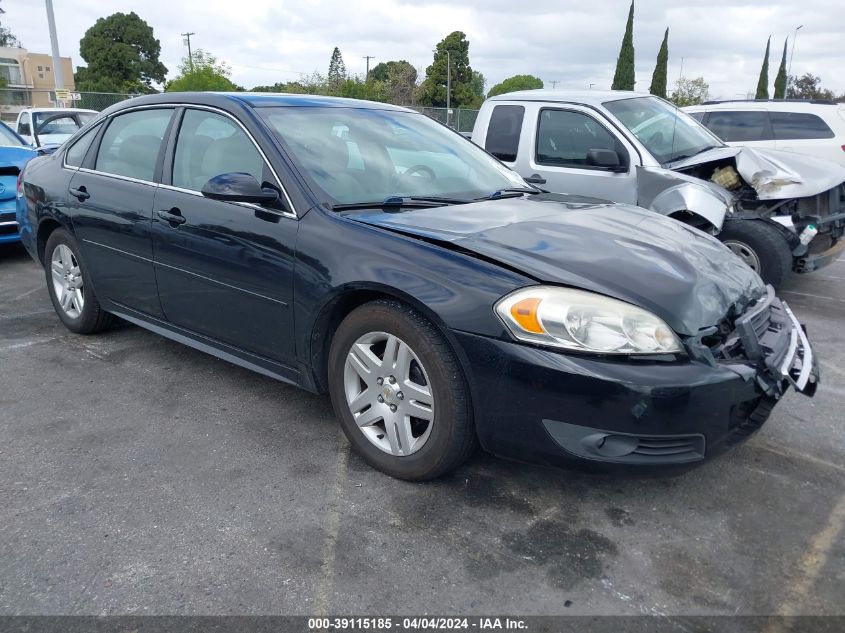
[0, 13, 21, 48]
[787, 73, 836, 100]
[487, 74, 543, 97]
[649, 28, 669, 98]
[773, 38, 788, 99]
[670, 76, 709, 107]
[74, 12, 167, 93]
[611, 1, 635, 90]
[370, 60, 416, 84]
[755, 36, 771, 99]
[165, 49, 239, 92]
[418, 31, 478, 108]
[328, 47, 346, 88]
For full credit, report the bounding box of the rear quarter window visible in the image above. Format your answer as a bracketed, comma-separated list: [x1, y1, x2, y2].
[770, 112, 835, 140]
[485, 105, 524, 162]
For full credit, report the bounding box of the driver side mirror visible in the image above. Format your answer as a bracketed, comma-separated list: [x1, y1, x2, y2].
[201, 172, 280, 205]
[19, 123, 31, 136]
[586, 148, 626, 172]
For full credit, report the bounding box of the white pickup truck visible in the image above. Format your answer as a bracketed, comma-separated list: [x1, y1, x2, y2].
[15, 107, 97, 149]
[471, 90, 845, 288]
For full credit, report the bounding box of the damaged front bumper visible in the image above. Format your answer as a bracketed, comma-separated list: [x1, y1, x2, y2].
[454, 286, 818, 470]
[734, 286, 819, 397]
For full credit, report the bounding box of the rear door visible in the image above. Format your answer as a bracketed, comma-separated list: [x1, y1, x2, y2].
[518, 104, 638, 203]
[151, 106, 299, 366]
[69, 107, 175, 317]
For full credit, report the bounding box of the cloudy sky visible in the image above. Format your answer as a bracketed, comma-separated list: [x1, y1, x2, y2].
[3, 0, 842, 100]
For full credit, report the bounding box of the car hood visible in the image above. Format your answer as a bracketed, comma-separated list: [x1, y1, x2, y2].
[348, 194, 765, 336]
[670, 146, 845, 199]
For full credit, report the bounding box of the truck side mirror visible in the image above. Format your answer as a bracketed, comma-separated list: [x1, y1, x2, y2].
[586, 148, 626, 172]
[19, 123, 31, 136]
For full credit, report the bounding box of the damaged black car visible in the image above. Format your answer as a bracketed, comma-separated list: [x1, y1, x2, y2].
[17, 93, 819, 480]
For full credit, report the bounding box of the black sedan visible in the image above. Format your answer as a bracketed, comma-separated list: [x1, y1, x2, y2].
[16, 93, 818, 480]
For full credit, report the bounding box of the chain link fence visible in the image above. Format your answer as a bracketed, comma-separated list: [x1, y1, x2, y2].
[0, 89, 135, 122]
[0, 88, 480, 134]
[409, 106, 479, 133]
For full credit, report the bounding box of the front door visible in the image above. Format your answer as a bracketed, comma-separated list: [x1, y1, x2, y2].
[521, 106, 638, 204]
[151, 107, 298, 365]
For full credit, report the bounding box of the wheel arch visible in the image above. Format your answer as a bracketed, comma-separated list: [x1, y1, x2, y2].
[307, 283, 473, 397]
[36, 217, 70, 265]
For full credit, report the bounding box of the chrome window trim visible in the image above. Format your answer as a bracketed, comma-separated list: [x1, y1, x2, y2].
[77, 167, 157, 188]
[157, 182, 296, 219]
[71, 102, 298, 218]
[61, 120, 104, 170]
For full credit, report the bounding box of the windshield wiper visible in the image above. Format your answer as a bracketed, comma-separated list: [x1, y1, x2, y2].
[329, 195, 472, 212]
[669, 146, 719, 163]
[475, 187, 543, 201]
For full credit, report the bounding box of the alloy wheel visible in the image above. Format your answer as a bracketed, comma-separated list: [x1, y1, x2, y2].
[343, 331, 434, 456]
[50, 244, 85, 318]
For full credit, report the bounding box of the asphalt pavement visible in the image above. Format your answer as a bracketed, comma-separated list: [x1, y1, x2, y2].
[1, 241, 843, 617]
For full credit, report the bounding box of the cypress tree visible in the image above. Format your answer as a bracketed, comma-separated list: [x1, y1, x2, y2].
[328, 47, 346, 87]
[649, 28, 669, 98]
[611, 1, 635, 91]
[773, 37, 788, 99]
[755, 36, 771, 99]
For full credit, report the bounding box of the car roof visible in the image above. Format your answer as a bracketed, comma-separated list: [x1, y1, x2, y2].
[20, 107, 97, 114]
[106, 92, 416, 113]
[685, 100, 843, 112]
[486, 89, 649, 107]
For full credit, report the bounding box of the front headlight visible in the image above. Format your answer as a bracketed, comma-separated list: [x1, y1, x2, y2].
[495, 286, 683, 354]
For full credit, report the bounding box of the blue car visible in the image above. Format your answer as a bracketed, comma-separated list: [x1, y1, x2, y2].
[17, 93, 817, 480]
[0, 121, 37, 244]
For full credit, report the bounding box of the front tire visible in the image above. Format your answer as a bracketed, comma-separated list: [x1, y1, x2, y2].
[718, 219, 792, 289]
[44, 228, 114, 334]
[328, 299, 476, 480]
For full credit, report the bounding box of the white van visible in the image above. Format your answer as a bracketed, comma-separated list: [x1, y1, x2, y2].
[685, 100, 845, 167]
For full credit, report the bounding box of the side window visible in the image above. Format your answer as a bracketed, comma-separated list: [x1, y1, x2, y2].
[64, 123, 102, 167]
[536, 109, 627, 168]
[770, 112, 834, 140]
[173, 109, 270, 191]
[485, 105, 525, 162]
[706, 111, 771, 142]
[687, 111, 705, 122]
[94, 109, 173, 182]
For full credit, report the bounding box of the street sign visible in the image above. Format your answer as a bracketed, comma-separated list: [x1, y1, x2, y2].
[54, 89, 71, 101]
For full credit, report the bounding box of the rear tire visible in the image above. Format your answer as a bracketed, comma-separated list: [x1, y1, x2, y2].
[718, 220, 792, 289]
[44, 228, 114, 334]
[328, 299, 476, 480]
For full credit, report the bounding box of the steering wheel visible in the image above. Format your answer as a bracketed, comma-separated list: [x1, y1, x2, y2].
[391, 164, 437, 191]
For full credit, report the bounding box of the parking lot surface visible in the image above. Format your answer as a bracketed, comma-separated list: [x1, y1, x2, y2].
[1, 242, 843, 617]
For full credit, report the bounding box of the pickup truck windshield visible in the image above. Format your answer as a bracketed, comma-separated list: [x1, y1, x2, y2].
[259, 106, 526, 205]
[603, 96, 723, 165]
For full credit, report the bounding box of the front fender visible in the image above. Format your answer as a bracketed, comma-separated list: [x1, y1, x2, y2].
[638, 166, 731, 231]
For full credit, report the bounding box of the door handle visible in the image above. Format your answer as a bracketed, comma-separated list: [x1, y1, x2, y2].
[524, 174, 547, 184]
[157, 208, 186, 226]
[69, 186, 90, 201]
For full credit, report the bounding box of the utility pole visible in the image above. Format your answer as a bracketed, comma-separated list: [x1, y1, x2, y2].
[363, 55, 375, 82]
[446, 49, 451, 127]
[182, 32, 196, 70]
[44, 0, 64, 91]
[787, 25, 803, 82]
[550, 80, 559, 89]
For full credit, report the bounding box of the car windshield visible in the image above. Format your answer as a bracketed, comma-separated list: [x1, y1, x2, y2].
[603, 96, 723, 165]
[0, 123, 25, 147]
[34, 112, 95, 138]
[258, 106, 527, 205]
